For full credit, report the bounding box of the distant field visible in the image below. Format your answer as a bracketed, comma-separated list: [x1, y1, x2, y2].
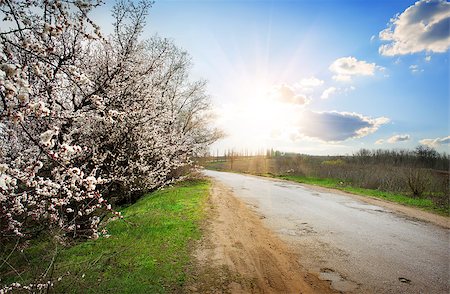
[1, 179, 210, 293]
[203, 156, 448, 215]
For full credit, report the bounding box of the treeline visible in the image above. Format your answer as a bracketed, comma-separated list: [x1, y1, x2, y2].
[202, 146, 449, 209]
[349, 146, 449, 170]
[210, 146, 449, 171]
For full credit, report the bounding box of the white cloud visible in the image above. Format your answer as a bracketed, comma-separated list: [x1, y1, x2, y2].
[425, 55, 432, 62]
[272, 84, 309, 105]
[409, 64, 424, 73]
[379, 0, 450, 56]
[321, 87, 337, 99]
[332, 74, 352, 82]
[387, 134, 411, 143]
[370, 35, 376, 42]
[419, 136, 450, 147]
[320, 86, 355, 99]
[299, 77, 324, 88]
[296, 111, 390, 142]
[329, 57, 381, 82]
[375, 139, 385, 145]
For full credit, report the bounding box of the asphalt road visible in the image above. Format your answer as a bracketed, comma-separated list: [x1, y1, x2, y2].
[204, 170, 449, 294]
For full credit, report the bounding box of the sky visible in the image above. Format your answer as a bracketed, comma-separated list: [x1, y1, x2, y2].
[96, 0, 449, 155]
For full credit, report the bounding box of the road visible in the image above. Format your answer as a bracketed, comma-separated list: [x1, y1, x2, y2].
[204, 170, 449, 294]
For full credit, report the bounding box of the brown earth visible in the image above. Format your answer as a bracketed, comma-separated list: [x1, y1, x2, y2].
[184, 181, 337, 294]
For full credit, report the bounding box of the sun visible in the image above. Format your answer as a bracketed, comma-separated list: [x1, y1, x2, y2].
[215, 76, 297, 148]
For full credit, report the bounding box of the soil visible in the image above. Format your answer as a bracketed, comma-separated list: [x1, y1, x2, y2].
[184, 181, 337, 294]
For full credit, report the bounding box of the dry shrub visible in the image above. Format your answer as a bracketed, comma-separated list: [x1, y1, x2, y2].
[405, 168, 431, 198]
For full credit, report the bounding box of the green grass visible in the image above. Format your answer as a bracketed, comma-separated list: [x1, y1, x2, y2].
[1, 179, 210, 293]
[274, 174, 444, 214]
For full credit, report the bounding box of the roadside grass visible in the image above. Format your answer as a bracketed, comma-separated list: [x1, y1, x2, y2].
[271, 174, 446, 215]
[1, 179, 210, 293]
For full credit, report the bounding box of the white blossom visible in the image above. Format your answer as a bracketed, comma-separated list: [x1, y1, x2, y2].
[85, 176, 97, 191]
[0, 63, 17, 77]
[0, 164, 8, 173]
[40, 128, 58, 148]
[0, 2, 219, 291]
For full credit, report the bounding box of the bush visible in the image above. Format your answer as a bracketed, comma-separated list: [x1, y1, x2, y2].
[405, 168, 431, 198]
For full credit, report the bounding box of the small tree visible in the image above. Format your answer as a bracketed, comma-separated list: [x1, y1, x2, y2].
[405, 168, 430, 198]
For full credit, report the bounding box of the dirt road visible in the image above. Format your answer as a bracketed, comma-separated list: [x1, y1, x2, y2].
[185, 181, 336, 294]
[202, 170, 449, 294]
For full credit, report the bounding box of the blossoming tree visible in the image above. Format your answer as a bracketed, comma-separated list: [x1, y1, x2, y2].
[0, 0, 220, 244]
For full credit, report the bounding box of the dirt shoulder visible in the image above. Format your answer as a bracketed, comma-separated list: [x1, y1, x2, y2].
[184, 181, 337, 294]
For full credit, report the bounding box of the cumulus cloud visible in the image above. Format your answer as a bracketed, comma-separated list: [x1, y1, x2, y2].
[387, 134, 411, 143]
[296, 111, 389, 142]
[419, 136, 450, 147]
[272, 84, 309, 105]
[375, 139, 385, 145]
[379, 0, 450, 56]
[321, 87, 337, 99]
[329, 57, 381, 82]
[299, 77, 324, 88]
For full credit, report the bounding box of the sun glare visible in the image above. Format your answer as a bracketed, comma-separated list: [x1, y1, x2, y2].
[216, 76, 299, 150]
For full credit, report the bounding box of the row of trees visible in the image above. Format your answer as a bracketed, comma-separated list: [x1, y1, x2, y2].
[0, 0, 219, 250]
[351, 146, 448, 170]
[209, 146, 449, 171]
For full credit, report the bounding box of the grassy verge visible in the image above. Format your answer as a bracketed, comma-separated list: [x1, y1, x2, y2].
[1, 179, 210, 293]
[272, 174, 445, 214]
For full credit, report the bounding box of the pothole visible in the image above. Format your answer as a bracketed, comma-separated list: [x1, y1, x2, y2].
[318, 268, 358, 292]
[398, 277, 411, 284]
[278, 228, 297, 236]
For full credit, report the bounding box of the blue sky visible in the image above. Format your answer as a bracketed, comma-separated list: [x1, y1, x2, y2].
[96, 0, 449, 155]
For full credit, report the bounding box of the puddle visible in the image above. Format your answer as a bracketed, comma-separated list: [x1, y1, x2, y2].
[318, 268, 358, 292]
